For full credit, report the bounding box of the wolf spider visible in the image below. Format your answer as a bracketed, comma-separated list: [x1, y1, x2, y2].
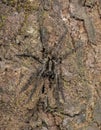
[16, 25, 82, 104]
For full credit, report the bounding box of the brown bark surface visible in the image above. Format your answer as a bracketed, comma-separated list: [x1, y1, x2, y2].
[0, 0, 101, 130]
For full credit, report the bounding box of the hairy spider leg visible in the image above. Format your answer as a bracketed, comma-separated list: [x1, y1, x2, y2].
[39, 26, 50, 59]
[27, 76, 43, 102]
[58, 74, 65, 102]
[16, 54, 43, 64]
[16, 53, 43, 94]
[51, 1, 68, 56]
[27, 66, 46, 102]
[51, 26, 68, 61]
[20, 73, 36, 93]
[54, 73, 61, 106]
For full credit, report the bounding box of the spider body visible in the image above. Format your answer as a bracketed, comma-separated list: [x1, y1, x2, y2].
[16, 8, 83, 104]
[41, 57, 55, 80]
[16, 47, 65, 102]
[16, 37, 84, 104]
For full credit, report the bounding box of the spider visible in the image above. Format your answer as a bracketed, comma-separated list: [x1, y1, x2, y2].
[16, 28, 64, 102]
[16, 0, 82, 102]
[16, 24, 83, 106]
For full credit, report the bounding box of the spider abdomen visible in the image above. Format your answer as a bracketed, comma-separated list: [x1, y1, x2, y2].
[42, 70, 55, 79]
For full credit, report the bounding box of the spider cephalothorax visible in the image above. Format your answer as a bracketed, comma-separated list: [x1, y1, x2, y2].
[41, 56, 55, 80]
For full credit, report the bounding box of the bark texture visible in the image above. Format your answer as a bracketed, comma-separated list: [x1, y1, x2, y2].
[0, 0, 101, 130]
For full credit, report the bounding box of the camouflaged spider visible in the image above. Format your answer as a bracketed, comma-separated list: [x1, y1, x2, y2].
[16, 24, 66, 103]
[16, 25, 82, 104]
[17, 52, 64, 102]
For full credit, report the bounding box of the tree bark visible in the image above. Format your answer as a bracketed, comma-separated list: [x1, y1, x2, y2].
[0, 0, 101, 130]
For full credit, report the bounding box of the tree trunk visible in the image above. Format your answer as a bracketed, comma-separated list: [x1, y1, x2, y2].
[0, 0, 101, 130]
